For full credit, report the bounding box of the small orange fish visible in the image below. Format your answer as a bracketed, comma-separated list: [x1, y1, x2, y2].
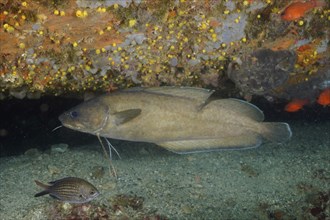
[285, 99, 309, 112]
[317, 88, 330, 106]
[281, 0, 325, 21]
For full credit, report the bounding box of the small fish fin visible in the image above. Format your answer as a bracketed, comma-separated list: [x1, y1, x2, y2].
[207, 99, 265, 121]
[48, 177, 72, 184]
[114, 109, 141, 125]
[157, 133, 262, 154]
[34, 190, 49, 197]
[34, 180, 49, 189]
[49, 194, 61, 200]
[34, 180, 50, 197]
[261, 122, 292, 143]
[132, 87, 214, 104]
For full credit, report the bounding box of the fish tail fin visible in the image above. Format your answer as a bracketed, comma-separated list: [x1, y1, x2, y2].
[34, 190, 49, 197]
[34, 180, 49, 197]
[261, 122, 292, 143]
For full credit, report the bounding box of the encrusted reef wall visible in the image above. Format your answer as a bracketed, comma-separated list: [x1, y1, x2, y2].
[0, 0, 329, 102]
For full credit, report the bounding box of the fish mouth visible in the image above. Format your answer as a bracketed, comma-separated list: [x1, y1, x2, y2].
[58, 113, 84, 131]
[58, 114, 72, 128]
[58, 112, 109, 135]
[58, 113, 67, 124]
[85, 192, 100, 202]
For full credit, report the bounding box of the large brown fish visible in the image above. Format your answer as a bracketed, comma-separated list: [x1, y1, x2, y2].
[34, 177, 99, 203]
[59, 87, 292, 153]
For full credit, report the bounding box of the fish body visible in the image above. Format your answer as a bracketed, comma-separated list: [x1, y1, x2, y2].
[281, 0, 324, 21]
[284, 99, 309, 112]
[34, 177, 99, 203]
[59, 87, 292, 154]
[317, 88, 330, 106]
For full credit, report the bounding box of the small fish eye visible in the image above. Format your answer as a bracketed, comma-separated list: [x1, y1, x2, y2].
[70, 111, 78, 118]
[79, 194, 83, 198]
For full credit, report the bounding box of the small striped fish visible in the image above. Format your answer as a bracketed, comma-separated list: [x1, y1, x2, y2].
[34, 177, 99, 203]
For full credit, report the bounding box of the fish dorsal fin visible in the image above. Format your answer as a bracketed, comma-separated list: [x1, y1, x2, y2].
[210, 98, 264, 121]
[123, 87, 214, 107]
[114, 109, 141, 125]
[144, 87, 214, 102]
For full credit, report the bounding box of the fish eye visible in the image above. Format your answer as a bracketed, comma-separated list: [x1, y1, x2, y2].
[79, 194, 83, 198]
[70, 111, 78, 118]
[90, 191, 95, 195]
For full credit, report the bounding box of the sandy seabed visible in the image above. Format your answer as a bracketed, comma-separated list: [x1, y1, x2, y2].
[0, 120, 329, 220]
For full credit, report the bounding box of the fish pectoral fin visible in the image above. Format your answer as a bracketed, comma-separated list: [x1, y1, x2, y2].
[156, 134, 262, 154]
[114, 109, 142, 125]
[49, 194, 61, 200]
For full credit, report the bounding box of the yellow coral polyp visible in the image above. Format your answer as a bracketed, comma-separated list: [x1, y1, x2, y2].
[129, 19, 137, 27]
[4, 24, 14, 33]
[97, 7, 103, 13]
[76, 10, 82, 17]
[178, 10, 185, 16]
[7, 26, 15, 32]
[19, 43, 25, 49]
[200, 22, 208, 30]
[76, 10, 87, 18]
[54, 10, 59, 15]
